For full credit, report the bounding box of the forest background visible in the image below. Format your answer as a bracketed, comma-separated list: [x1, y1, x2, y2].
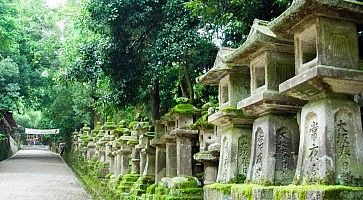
[0, 0, 291, 143]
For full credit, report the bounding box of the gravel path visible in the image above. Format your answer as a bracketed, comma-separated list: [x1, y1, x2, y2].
[0, 149, 91, 200]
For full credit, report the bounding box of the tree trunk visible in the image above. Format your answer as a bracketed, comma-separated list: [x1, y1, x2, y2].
[182, 64, 194, 104]
[150, 79, 160, 127]
[92, 109, 99, 129]
[179, 67, 188, 98]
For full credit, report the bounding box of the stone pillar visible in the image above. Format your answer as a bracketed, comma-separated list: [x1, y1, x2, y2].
[246, 114, 299, 185]
[165, 138, 177, 177]
[151, 123, 167, 183]
[215, 124, 252, 183]
[175, 134, 194, 176]
[86, 140, 96, 160]
[116, 149, 122, 175]
[294, 97, 363, 185]
[193, 127, 219, 185]
[136, 135, 147, 175]
[207, 109, 254, 184]
[72, 129, 78, 151]
[99, 147, 106, 163]
[154, 143, 166, 182]
[120, 145, 132, 175]
[109, 152, 116, 174]
[142, 147, 156, 176]
[105, 142, 112, 163]
[130, 144, 140, 174]
[170, 128, 199, 177]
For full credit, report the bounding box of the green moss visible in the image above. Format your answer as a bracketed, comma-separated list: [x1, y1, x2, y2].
[177, 177, 200, 189]
[191, 113, 213, 130]
[113, 127, 131, 136]
[155, 184, 170, 196]
[230, 184, 363, 200]
[221, 106, 245, 117]
[127, 139, 139, 146]
[205, 183, 234, 195]
[170, 104, 200, 116]
[146, 183, 157, 194]
[80, 134, 92, 142]
[176, 97, 189, 104]
[104, 121, 117, 129]
[160, 112, 175, 123]
[240, 185, 255, 200]
[128, 121, 139, 129]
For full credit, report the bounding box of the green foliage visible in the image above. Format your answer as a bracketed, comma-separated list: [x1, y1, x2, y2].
[185, 0, 292, 46]
[83, 0, 217, 112]
[0, 0, 293, 149]
[0, 132, 7, 141]
[191, 113, 213, 129]
[0, 58, 20, 114]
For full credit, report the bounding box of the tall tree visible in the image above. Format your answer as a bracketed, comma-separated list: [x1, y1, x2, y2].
[186, 0, 292, 46]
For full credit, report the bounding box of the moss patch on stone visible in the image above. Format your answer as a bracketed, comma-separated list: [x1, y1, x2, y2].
[191, 113, 214, 130]
[221, 106, 245, 117]
[205, 183, 234, 195]
[230, 184, 363, 200]
[170, 104, 200, 116]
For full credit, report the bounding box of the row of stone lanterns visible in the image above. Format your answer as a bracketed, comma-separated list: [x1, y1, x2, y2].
[71, 1, 363, 199]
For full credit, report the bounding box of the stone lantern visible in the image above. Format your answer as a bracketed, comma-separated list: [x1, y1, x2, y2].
[91, 122, 102, 160]
[113, 121, 132, 176]
[71, 129, 79, 151]
[169, 100, 200, 177]
[150, 122, 167, 183]
[197, 48, 254, 183]
[159, 114, 177, 178]
[134, 120, 151, 175]
[224, 20, 304, 186]
[102, 118, 117, 164]
[193, 103, 219, 185]
[274, 0, 363, 187]
[127, 121, 141, 175]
